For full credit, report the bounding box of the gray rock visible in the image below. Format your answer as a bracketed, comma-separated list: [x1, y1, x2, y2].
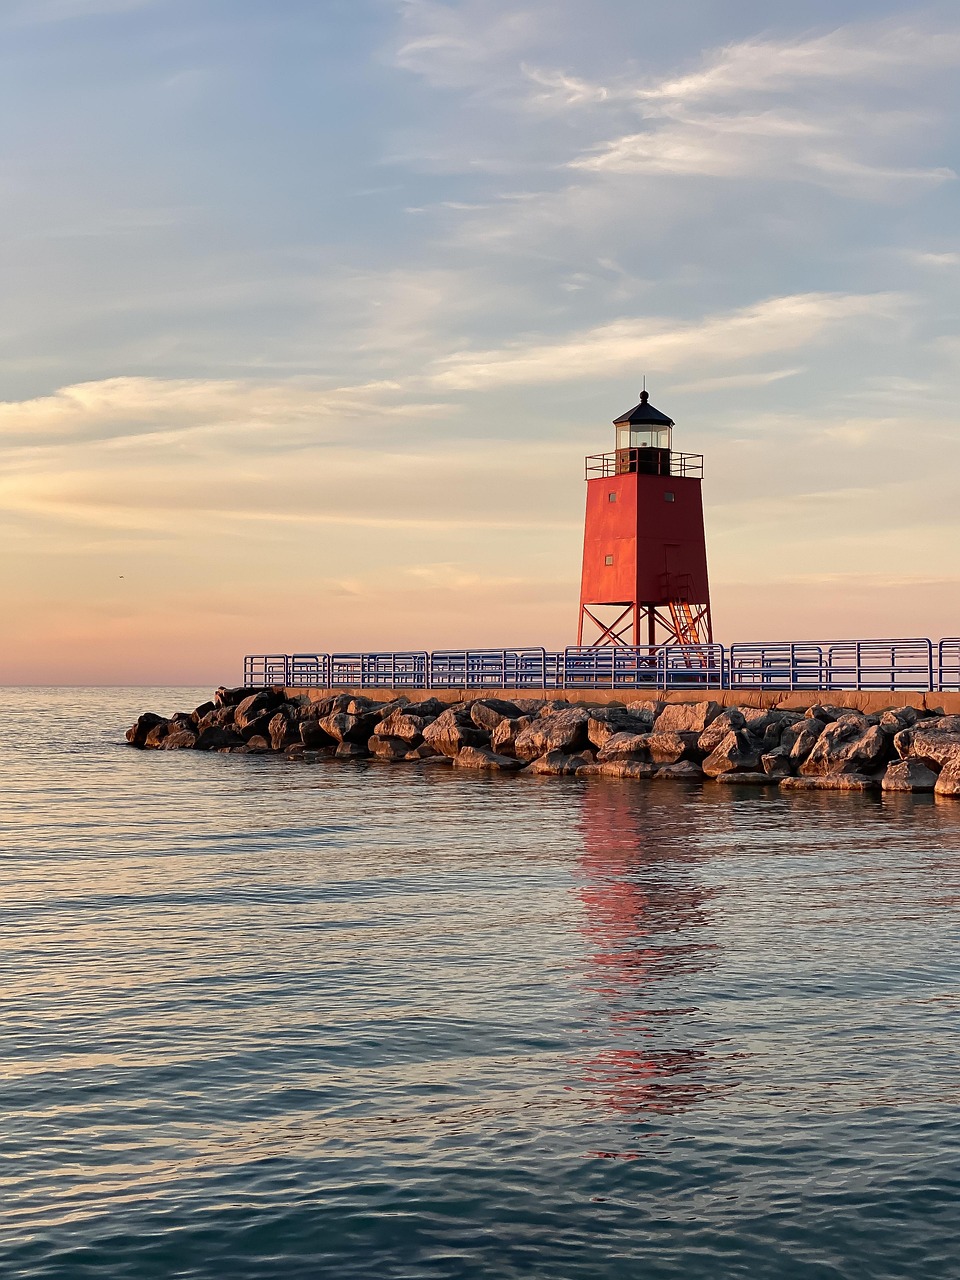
[879, 707, 920, 732]
[646, 731, 700, 765]
[654, 761, 705, 781]
[800, 720, 889, 776]
[782, 717, 824, 764]
[781, 774, 879, 791]
[299, 718, 335, 748]
[489, 716, 533, 757]
[423, 708, 486, 757]
[923, 715, 960, 734]
[454, 746, 525, 771]
[714, 771, 778, 785]
[653, 701, 722, 734]
[368, 736, 410, 761]
[934, 766, 960, 796]
[234, 690, 286, 732]
[196, 725, 246, 751]
[336, 742, 369, 760]
[697, 708, 747, 755]
[144, 722, 170, 749]
[896, 728, 960, 771]
[625, 699, 664, 727]
[529, 749, 594, 776]
[397, 698, 447, 719]
[586, 758, 657, 779]
[160, 730, 197, 750]
[374, 710, 426, 746]
[761, 747, 792, 777]
[320, 710, 380, 744]
[268, 710, 300, 751]
[470, 699, 523, 731]
[881, 760, 938, 792]
[703, 730, 761, 777]
[596, 731, 650, 762]
[125, 712, 167, 747]
[515, 710, 589, 761]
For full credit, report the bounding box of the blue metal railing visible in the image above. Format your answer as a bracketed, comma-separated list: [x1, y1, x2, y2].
[243, 638, 960, 692]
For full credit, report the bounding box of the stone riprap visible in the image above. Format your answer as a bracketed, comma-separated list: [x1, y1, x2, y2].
[124, 688, 960, 795]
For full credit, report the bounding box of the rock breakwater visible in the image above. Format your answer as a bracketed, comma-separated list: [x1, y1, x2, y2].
[125, 687, 960, 795]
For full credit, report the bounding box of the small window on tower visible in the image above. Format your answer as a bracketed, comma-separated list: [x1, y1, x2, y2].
[604, 555, 614, 566]
[608, 491, 617, 503]
[664, 491, 675, 502]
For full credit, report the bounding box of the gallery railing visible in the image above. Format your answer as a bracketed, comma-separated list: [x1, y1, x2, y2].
[243, 638, 960, 692]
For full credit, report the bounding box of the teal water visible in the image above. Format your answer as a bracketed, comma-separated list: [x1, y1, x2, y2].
[2, 687, 959, 1279]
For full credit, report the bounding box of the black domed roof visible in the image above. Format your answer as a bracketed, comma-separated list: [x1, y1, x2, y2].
[613, 389, 674, 427]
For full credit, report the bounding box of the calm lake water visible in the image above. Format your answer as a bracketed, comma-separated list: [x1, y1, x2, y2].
[2, 687, 959, 1279]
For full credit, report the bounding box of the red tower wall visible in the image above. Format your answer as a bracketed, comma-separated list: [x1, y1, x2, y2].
[580, 472, 709, 607]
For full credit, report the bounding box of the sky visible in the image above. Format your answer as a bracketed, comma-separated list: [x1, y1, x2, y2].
[1, 0, 959, 684]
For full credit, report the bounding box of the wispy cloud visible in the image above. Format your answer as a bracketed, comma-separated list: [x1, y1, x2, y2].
[426, 292, 906, 390]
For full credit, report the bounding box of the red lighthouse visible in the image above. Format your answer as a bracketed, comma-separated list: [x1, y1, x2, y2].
[578, 390, 712, 648]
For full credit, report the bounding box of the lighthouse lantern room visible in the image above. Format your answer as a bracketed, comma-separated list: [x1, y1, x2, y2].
[579, 390, 712, 649]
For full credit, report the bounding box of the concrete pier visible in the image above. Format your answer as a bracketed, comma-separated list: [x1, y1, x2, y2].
[285, 687, 960, 715]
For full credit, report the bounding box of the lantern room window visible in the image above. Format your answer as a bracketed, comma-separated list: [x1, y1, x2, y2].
[615, 424, 672, 452]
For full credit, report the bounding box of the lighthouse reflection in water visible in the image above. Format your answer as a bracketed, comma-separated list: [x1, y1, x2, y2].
[572, 783, 738, 1141]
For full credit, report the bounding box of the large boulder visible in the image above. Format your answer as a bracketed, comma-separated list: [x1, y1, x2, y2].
[423, 708, 486, 757]
[894, 728, 960, 771]
[144, 722, 170, 749]
[596, 731, 650, 762]
[882, 760, 938, 792]
[923, 715, 960, 735]
[697, 708, 747, 755]
[591, 758, 657, 779]
[529, 749, 595, 776]
[781, 773, 879, 792]
[586, 708, 649, 750]
[454, 746, 525, 772]
[299, 717, 335, 748]
[879, 707, 920, 732]
[234, 690, 286, 732]
[805, 704, 852, 724]
[368, 736, 410, 761]
[401, 697, 448, 719]
[198, 705, 236, 731]
[702, 730, 761, 778]
[215, 685, 270, 708]
[268, 710, 300, 752]
[653, 701, 722, 735]
[654, 761, 704, 781]
[374, 710, 427, 746]
[800, 718, 889, 776]
[196, 725, 245, 751]
[761, 747, 792, 777]
[470, 699, 523, 732]
[125, 712, 167, 747]
[514, 709, 589, 761]
[336, 741, 369, 760]
[160, 729, 197, 751]
[715, 771, 777, 786]
[489, 716, 533, 757]
[781, 717, 824, 764]
[625, 699, 664, 727]
[646, 731, 699, 765]
[934, 766, 960, 796]
[320, 710, 380, 744]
